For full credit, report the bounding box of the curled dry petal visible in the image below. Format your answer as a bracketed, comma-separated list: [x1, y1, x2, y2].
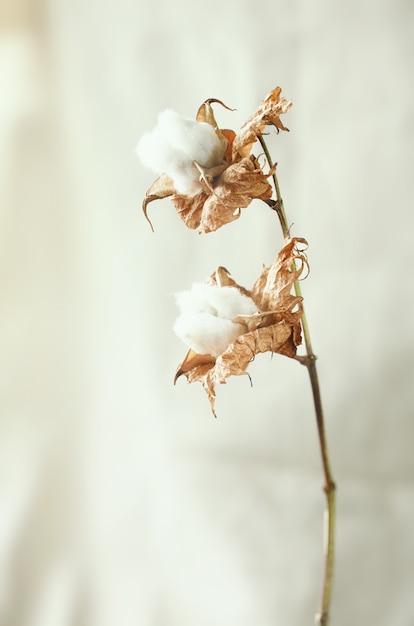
[140, 88, 291, 233]
[250, 236, 308, 313]
[174, 237, 307, 415]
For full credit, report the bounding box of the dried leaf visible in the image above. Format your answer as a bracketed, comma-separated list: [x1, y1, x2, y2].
[171, 156, 273, 233]
[174, 349, 215, 383]
[200, 156, 273, 233]
[232, 86, 292, 159]
[172, 191, 208, 230]
[251, 237, 308, 313]
[202, 322, 300, 416]
[174, 238, 307, 414]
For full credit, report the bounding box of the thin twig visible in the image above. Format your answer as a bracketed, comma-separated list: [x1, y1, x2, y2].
[258, 133, 336, 625]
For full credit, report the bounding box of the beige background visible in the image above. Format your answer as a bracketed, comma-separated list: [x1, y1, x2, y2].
[1, 0, 413, 625]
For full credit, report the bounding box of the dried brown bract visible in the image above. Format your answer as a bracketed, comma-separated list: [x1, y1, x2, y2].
[174, 237, 307, 415]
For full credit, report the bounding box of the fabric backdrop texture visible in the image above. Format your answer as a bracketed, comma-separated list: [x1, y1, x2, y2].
[0, 0, 413, 625]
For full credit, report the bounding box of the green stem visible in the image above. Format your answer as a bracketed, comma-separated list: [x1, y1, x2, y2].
[258, 134, 336, 625]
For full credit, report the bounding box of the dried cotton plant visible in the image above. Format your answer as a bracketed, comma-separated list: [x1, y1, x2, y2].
[137, 87, 336, 626]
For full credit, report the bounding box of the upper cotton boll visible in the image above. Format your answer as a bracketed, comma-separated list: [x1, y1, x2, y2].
[157, 110, 225, 169]
[136, 109, 227, 195]
[174, 283, 258, 357]
[137, 129, 198, 194]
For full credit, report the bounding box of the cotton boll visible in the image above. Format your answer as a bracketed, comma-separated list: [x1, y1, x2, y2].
[174, 283, 217, 316]
[174, 313, 246, 357]
[135, 130, 176, 175]
[136, 109, 227, 195]
[175, 283, 256, 318]
[157, 110, 226, 168]
[174, 283, 258, 356]
[136, 124, 201, 194]
[207, 286, 257, 319]
[167, 161, 203, 195]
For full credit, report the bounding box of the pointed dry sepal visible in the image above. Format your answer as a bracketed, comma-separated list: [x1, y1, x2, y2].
[174, 237, 307, 415]
[142, 174, 176, 231]
[196, 98, 235, 128]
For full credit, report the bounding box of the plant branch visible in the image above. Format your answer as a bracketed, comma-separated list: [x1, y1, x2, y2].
[258, 133, 336, 626]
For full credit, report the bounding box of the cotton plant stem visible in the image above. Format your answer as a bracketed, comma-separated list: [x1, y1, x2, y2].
[258, 134, 336, 626]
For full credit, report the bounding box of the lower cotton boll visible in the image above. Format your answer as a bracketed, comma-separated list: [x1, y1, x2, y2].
[173, 313, 246, 357]
[173, 283, 257, 356]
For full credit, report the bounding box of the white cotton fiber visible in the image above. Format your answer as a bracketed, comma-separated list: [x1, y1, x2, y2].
[135, 109, 226, 195]
[207, 285, 257, 319]
[156, 110, 225, 168]
[174, 283, 257, 357]
[174, 313, 245, 357]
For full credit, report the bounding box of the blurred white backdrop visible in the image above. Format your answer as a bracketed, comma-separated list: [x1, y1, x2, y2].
[1, 1, 413, 625]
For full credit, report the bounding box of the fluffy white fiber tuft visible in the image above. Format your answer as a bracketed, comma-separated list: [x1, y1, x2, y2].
[174, 283, 257, 357]
[136, 109, 226, 195]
